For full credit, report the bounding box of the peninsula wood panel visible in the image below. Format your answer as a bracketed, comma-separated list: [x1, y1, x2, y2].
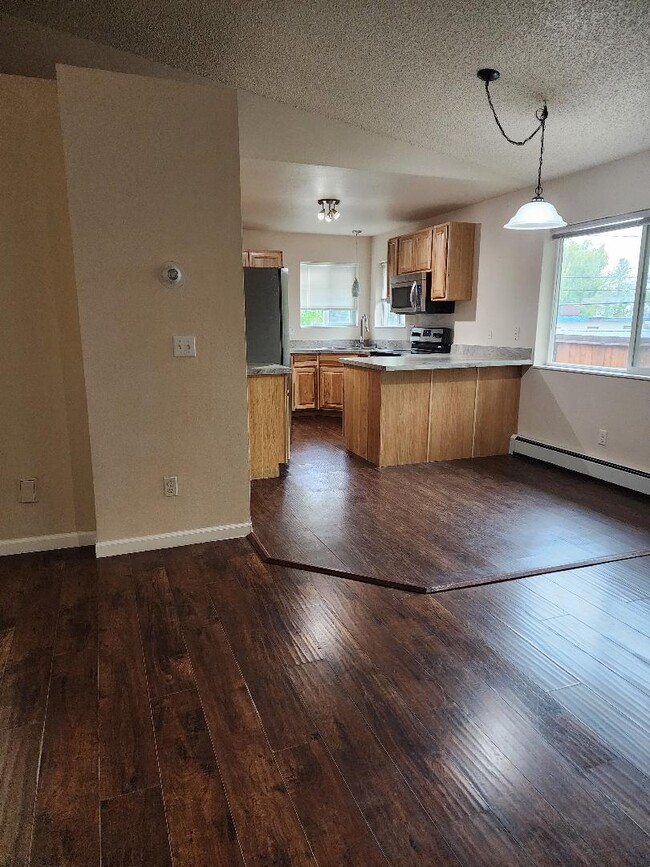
[428, 368, 477, 460]
[473, 366, 522, 457]
[378, 371, 430, 466]
[247, 375, 289, 479]
[343, 367, 382, 462]
[343, 367, 371, 460]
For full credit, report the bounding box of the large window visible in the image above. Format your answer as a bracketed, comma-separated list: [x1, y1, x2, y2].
[548, 215, 650, 373]
[300, 261, 358, 328]
[374, 261, 406, 328]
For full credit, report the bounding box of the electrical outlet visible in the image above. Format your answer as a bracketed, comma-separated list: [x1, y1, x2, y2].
[598, 429, 608, 446]
[514, 326, 521, 341]
[19, 478, 37, 503]
[163, 475, 179, 497]
[487, 329, 493, 341]
[173, 336, 197, 357]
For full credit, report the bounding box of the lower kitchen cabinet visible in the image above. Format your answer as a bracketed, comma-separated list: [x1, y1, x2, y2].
[291, 353, 361, 411]
[247, 374, 290, 479]
[292, 366, 318, 409]
[343, 364, 524, 467]
[319, 368, 344, 410]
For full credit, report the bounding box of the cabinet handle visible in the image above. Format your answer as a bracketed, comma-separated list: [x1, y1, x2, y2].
[410, 281, 419, 310]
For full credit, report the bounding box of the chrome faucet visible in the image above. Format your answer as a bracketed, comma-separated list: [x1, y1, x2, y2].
[359, 313, 369, 346]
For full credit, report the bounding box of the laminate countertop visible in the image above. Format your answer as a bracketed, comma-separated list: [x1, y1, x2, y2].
[247, 364, 291, 376]
[340, 355, 532, 372]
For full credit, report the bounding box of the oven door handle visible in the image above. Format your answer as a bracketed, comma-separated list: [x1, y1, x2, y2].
[410, 281, 418, 311]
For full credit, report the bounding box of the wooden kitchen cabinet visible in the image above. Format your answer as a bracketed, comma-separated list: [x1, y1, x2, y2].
[389, 221, 477, 301]
[387, 237, 399, 289]
[397, 228, 432, 274]
[343, 364, 523, 467]
[430, 222, 475, 301]
[245, 250, 284, 268]
[292, 363, 318, 409]
[319, 368, 345, 410]
[247, 373, 289, 479]
[291, 352, 361, 411]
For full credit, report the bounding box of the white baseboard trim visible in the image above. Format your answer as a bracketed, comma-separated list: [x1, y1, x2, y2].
[0, 531, 97, 557]
[95, 521, 252, 558]
[510, 436, 650, 496]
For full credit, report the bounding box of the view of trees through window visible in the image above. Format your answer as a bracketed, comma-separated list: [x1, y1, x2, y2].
[551, 225, 649, 369]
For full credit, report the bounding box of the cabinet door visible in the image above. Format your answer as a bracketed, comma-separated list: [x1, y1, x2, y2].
[411, 229, 433, 271]
[444, 222, 475, 301]
[248, 250, 284, 268]
[292, 367, 317, 409]
[387, 237, 398, 288]
[397, 235, 415, 274]
[431, 224, 449, 299]
[319, 368, 344, 410]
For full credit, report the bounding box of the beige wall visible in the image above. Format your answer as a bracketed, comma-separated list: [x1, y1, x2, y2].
[57, 66, 250, 545]
[0, 74, 94, 544]
[242, 229, 372, 341]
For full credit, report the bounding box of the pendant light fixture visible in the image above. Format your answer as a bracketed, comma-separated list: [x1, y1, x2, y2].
[317, 198, 341, 222]
[351, 230, 361, 299]
[477, 69, 566, 230]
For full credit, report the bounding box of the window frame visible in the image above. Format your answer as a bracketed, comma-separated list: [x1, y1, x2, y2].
[299, 260, 359, 329]
[546, 217, 650, 378]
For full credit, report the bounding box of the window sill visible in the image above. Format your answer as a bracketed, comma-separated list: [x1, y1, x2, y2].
[534, 363, 650, 382]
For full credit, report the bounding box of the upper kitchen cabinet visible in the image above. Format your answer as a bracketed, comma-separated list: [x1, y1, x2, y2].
[430, 222, 475, 301]
[389, 221, 476, 302]
[387, 237, 399, 289]
[397, 228, 433, 274]
[244, 250, 284, 268]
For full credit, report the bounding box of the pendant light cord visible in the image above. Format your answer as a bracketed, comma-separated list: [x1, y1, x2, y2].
[483, 79, 548, 197]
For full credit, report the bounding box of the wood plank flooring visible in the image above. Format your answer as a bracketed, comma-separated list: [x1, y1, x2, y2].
[251, 415, 650, 591]
[0, 540, 648, 865]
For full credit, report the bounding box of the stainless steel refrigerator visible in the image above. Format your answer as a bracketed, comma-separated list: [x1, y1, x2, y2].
[243, 267, 290, 365]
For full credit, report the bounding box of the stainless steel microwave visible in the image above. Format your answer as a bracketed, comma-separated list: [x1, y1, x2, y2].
[390, 272, 454, 314]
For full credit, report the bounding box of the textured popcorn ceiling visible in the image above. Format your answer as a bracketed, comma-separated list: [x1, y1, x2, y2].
[3, 0, 649, 182]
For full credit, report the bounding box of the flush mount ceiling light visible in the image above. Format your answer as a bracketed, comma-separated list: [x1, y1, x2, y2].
[317, 198, 341, 222]
[477, 69, 566, 231]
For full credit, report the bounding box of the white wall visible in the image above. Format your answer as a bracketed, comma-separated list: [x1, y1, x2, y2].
[57, 65, 251, 547]
[242, 229, 372, 341]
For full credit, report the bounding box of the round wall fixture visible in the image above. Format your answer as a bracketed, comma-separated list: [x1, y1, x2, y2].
[160, 262, 185, 287]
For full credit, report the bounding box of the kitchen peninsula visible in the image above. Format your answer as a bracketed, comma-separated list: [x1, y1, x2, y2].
[342, 353, 531, 467]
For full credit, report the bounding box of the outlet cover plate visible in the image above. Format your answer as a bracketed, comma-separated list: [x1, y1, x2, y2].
[173, 336, 196, 357]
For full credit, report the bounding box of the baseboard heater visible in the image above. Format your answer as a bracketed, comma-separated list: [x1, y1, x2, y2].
[509, 436, 650, 496]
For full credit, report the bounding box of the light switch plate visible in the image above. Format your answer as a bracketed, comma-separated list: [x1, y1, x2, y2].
[19, 478, 37, 503]
[173, 336, 197, 357]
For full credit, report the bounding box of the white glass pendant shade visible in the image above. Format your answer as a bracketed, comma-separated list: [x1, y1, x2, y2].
[505, 196, 567, 230]
[332, 209, 340, 220]
[317, 209, 325, 221]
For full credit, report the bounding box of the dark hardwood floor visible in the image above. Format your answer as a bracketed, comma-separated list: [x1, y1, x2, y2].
[1, 539, 649, 865]
[251, 415, 650, 592]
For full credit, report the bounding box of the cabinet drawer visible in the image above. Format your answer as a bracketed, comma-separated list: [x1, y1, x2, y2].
[318, 353, 360, 368]
[291, 354, 319, 367]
